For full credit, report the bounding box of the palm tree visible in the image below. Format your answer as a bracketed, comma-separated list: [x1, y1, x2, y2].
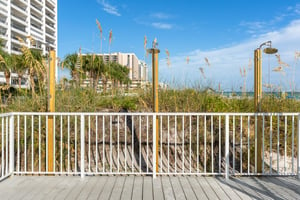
[81, 55, 106, 91]
[110, 62, 130, 91]
[11, 54, 27, 89]
[0, 51, 12, 86]
[92, 56, 105, 91]
[63, 53, 81, 86]
[19, 43, 46, 97]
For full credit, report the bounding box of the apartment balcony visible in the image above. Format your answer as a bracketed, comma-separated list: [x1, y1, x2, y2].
[11, 36, 23, 45]
[11, 3, 27, 16]
[45, 22, 55, 31]
[0, 0, 8, 7]
[11, 24, 27, 37]
[30, 25, 43, 37]
[45, 14, 55, 23]
[0, 6, 8, 17]
[11, 0, 28, 8]
[30, 4, 42, 16]
[0, 2, 8, 13]
[0, 20, 8, 29]
[0, 33, 8, 41]
[45, 26, 55, 35]
[45, 5, 55, 16]
[11, 15, 27, 27]
[31, 0, 43, 7]
[30, 32, 43, 42]
[46, 0, 56, 7]
[30, 13, 43, 25]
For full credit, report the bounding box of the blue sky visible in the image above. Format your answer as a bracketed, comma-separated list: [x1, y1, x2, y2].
[58, 0, 300, 91]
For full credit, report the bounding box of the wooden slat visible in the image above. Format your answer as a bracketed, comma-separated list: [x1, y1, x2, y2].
[120, 176, 134, 200]
[216, 177, 251, 200]
[10, 176, 45, 200]
[188, 176, 208, 200]
[263, 177, 299, 199]
[161, 176, 176, 200]
[110, 176, 126, 200]
[232, 177, 272, 200]
[143, 176, 153, 200]
[87, 176, 108, 200]
[64, 177, 90, 200]
[196, 177, 219, 199]
[179, 176, 197, 200]
[169, 176, 185, 199]
[153, 177, 164, 200]
[48, 177, 79, 200]
[132, 176, 143, 199]
[205, 177, 230, 200]
[98, 176, 116, 200]
[25, 177, 61, 200]
[76, 177, 101, 199]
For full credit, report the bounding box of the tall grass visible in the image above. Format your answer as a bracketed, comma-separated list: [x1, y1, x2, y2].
[2, 87, 300, 113]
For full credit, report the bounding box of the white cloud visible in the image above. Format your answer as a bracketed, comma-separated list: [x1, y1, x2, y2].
[151, 22, 173, 30]
[159, 20, 300, 91]
[150, 12, 172, 19]
[97, 0, 121, 16]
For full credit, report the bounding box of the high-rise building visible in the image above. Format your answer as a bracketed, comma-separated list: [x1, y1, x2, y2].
[98, 52, 147, 81]
[0, 0, 57, 55]
[0, 0, 57, 83]
[81, 52, 149, 90]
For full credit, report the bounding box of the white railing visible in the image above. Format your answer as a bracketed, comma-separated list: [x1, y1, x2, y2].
[0, 112, 300, 179]
[0, 114, 14, 181]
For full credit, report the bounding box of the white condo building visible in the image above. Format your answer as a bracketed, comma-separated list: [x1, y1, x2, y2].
[0, 0, 57, 55]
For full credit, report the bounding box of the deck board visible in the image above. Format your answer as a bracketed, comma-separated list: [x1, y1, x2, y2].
[161, 176, 175, 200]
[120, 176, 134, 200]
[169, 176, 185, 200]
[179, 176, 197, 200]
[110, 176, 126, 200]
[0, 175, 300, 199]
[86, 176, 107, 199]
[132, 176, 143, 199]
[98, 176, 116, 200]
[197, 177, 219, 199]
[152, 176, 164, 200]
[188, 176, 209, 200]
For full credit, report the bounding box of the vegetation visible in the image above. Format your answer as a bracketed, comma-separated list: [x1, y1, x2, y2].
[2, 85, 300, 113]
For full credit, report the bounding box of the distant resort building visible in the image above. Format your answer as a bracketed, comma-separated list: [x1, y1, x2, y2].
[80, 52, 149, 91]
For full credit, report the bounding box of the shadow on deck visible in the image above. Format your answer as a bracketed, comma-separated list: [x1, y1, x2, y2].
[0, 176, 299, 199]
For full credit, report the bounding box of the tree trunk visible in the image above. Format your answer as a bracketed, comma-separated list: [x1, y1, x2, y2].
[30, 69, 36, 97]
[18, 77, 22, 89]
[94, 75, 100, 92]
[4, 70, 10, 86]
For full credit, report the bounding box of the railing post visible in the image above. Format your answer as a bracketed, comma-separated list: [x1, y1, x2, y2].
[9, 115, 14, 175]
[298, 114, 300, 179]
[81, 114, 85, 178]
[225, 115, 229, 180]
[153, 114, 156, 179]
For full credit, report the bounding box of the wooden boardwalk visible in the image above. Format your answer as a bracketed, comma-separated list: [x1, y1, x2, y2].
[0, 176, 300, 199]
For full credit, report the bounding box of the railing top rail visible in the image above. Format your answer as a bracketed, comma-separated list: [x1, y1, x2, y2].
[7, 112, 300, 116]
[0, 113, 13, 117]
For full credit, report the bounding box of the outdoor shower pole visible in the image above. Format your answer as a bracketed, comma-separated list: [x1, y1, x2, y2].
[48, 50, 56, 172]
[148, 45, 160, 173]
[254, 48, 263, 173]
[254, 41, 278, 174]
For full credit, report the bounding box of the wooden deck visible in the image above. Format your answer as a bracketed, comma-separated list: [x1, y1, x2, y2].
[0, 175, 300, 199]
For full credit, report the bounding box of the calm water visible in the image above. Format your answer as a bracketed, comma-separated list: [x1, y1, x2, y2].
[221, 91, 300, 99]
